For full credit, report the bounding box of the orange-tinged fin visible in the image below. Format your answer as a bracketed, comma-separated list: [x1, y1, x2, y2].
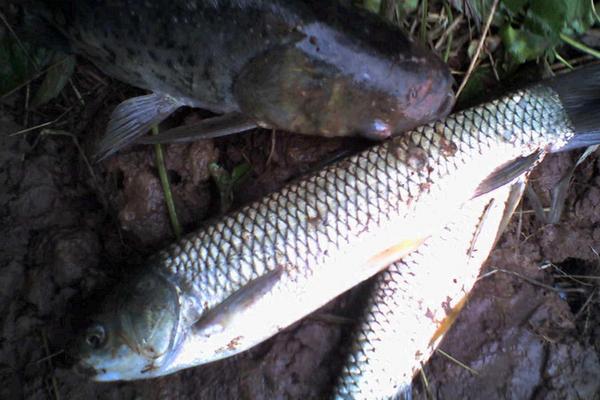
[366, 237, 427, 270]
[137, 112, 257, 144]
[95, 93, 184, 161]
[466, 198, 495, 258]
[430, 191, 511, 346]
[472, 150, 541, 199]
[192, 267, 283, 335]
[429, 294, 468, 347]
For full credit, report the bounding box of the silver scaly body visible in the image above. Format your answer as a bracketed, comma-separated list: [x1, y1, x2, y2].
[332, 182, 520, 399]
[153, 86, 569, 376]
[75, 66, 600, 381]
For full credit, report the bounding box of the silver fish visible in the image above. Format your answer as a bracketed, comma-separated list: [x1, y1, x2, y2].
[73, 65, 600, 381]
[332, 181, 523, 399]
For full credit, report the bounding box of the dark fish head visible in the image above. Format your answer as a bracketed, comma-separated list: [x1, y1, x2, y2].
[352, 39, 456, 139]
[73, 272, 181, 381]
[234, 24, 454, 140]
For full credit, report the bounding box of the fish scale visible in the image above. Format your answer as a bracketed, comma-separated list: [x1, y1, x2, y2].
[332, 183, 516, 399]
[74, 66, 600, 381]
[157, 87, 568, 312]
[155, 87, 565, 370]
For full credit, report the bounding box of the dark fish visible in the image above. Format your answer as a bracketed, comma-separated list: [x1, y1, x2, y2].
[33, 0, 454, 159]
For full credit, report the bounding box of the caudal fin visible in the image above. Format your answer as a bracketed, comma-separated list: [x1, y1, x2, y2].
[548, 63, 600, 151]
[137, 112, 257, 144]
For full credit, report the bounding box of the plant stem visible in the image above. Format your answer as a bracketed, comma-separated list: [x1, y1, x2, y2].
[379, 0, 396, 21]
[419, 0, 428, 44]
[560, 33, 600, 59]
[455, 0, 499, 99]
[152, 126, 182, 239]
[443, 2, 454, 62]
[553, 49, 574, 70]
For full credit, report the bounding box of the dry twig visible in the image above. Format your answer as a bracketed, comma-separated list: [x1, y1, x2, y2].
[455, 0, 499, 98]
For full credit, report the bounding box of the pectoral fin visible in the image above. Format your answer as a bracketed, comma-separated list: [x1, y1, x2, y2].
[429, 295, 468, 347]
[473, 150, 541, 198]
[193, 268, 283, 336]
[366, 237, 427, 271]
[95, 92, 184, 161]
[495, 180, 527, 243]
[137, 112, 257, 144]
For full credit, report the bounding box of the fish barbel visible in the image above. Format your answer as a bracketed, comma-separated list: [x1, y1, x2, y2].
[332, 181, 523, 399]
[73, 66, 600, 381]
[30, 0, 453, 159]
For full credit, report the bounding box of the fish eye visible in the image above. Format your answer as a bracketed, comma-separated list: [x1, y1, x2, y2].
[85, 324, 107, 349]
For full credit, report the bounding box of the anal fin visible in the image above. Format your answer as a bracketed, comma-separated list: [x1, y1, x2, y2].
[495, 179, 527, 243]
[95, 92, 184, 161]
[473, 150, 541, 198]
[137, 112, 257, 144]
[429, 295, 468, 347]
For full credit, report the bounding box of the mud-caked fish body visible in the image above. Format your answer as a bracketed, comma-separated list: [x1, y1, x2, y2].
[37, 0, 453, 158]
[332, 181, 521, 399]
[74, 66, 600, 381]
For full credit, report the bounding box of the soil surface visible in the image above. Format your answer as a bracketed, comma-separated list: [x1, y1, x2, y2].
[2, 20, 600, 400]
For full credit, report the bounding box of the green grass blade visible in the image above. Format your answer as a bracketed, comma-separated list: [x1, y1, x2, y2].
[152, 125, 182, 239]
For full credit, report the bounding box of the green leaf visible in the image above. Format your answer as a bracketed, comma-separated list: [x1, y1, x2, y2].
[399, 0, 419, 13]
[528, 0, 566, 35]
[362, 0, 381, 13]
[501, 24, 549, 63]
[0, 34, 52, 96]
[456, 66, 497, 105]
[31, 54, 76, 107]
[525, 0, 593, 38]
[231, 163, 251, 184]
[448, 0, 497, 26]
[209, 162, 231, 187]
[209, 162, 251, 213]
[563, 0, 594, 34]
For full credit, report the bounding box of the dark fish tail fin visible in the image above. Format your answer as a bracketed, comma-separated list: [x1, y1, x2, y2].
[137, 113, 257, 144]
[548, 64, 600, 151]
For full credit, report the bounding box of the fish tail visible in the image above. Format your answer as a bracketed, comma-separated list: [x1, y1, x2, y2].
[549, 64, 600, 151]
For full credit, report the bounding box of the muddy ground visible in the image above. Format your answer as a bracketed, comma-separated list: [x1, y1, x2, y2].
[2, 28, 600, 400]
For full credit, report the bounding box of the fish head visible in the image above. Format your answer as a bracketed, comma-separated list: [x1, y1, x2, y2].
[74, 272, 180, 381]
[235, 31, 455, 140]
